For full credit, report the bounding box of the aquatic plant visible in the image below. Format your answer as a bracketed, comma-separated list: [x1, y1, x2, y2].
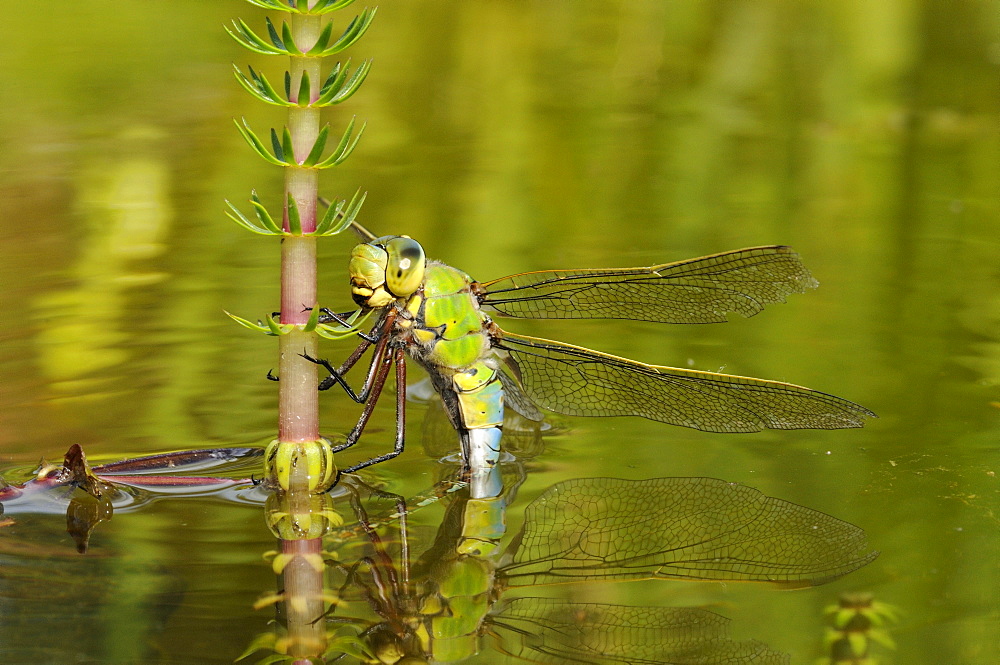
[820, 592, 898, 665]
[225, 0, 375, 494]
[224, 3, 376, 663]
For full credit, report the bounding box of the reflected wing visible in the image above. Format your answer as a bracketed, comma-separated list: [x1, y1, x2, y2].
[478, 246, 818, 323]
[501, 477, 878, 588]
[93, 448, 263, 475]
[487, 599, 788, 665]
[495, 332, 875, 432]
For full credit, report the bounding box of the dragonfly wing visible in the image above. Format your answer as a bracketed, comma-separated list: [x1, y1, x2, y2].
[500, 477, 878, 589]
[496, 370, 545, 422]
[487, 599, 789, 665]
[494, 332, 875, 432]
[478, 246, 818, 323]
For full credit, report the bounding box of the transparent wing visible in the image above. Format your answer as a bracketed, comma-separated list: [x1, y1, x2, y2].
[478, 246, 818, 323]
[495, 332, 875, 432]
[487, 599, 789, 665]
[500, 477, 878, 588]
[497, 370, 545, 422]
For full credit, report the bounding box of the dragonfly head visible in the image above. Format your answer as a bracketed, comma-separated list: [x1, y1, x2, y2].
[349, 236, 426, 308]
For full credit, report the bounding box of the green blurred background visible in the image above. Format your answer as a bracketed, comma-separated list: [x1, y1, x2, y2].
[0, 1, 998, 663]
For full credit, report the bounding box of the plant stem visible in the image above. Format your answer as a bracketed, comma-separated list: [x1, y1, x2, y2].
[277, 11, 323, 445]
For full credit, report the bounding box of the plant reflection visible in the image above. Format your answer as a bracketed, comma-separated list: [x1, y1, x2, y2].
[819, 592, 899, 665]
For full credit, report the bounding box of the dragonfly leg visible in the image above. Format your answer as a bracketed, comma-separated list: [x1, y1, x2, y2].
[341, 347, 408, 474]
[324, 555, 396, 622]
[305, 309, 392, 396]
[355, 483, 408, 590]
[304, 332, 381, 398]
[339, 482, 406, 616]
[331, 343, 396, 459]
[268, 329, 368, 385]
[305, 354, 364, 399]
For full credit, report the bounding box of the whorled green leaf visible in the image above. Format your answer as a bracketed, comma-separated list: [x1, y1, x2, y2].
[244, 0, 290, 10]
[225, 201, 269, 235]
[265, 17, 287, 52]
[313, 189, 366, 236]
[869, 601, 901, 624]
[318, 60, 348, 99]
[316, 325, 367, 341]
[235, 631, 278, 661]
[302, 125, 330, 167]
[265, 314, 288, 336]
[312, 8, 377, 56]
[246, 13, 379, 58]
[316, 308, 373, 339]
[314, 59, 371, 107]
[847, 633, 867, 657]
[282, 19, 302, 55]
[249, 191, 284, 233]
[227, 309, 367, 338]
[313, 117, 365, 168]
[296, 70, 311, 106]
[244, 0, 293, 11]
[269, 127, 284, 163]
[313, 199, 345, 236]
[232, 3, 369, 57]
[226, 312, 280, 336]
[324, 632, 375, 662]
[286, 194, 303, 235]
[238, 60, 370, 110]
[309, 0, 360, 15]
[302, 303, 322, 332]
[253, 654, 293, 665]
[234, 50, 370, 107]
[226, 18, 286, 56]
[244, 0, 359, 17]
[235, 118, 289, 166]
[225, 196, 282, 236]
[228, 190, 353, 238]
[257, 118, 364, 170]
[233, 65, 292, 107]
[306, 21, 336, 55]
[869, 628, 897, 650]
[281, 127, 295, 163]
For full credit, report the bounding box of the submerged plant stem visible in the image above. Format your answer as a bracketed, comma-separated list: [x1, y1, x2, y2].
[281, 537, 326, 662]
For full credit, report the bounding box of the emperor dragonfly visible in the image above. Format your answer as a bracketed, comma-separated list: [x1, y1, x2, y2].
[310, 229, 875, 474]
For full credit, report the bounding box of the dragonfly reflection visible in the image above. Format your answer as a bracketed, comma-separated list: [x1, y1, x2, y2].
[324, 470, 878, 664]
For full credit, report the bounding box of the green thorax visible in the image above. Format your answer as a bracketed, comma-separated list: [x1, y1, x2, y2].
[405, 261, 489, 372]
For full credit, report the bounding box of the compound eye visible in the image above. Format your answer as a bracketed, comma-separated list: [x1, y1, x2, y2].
[384, 237, 425, 297]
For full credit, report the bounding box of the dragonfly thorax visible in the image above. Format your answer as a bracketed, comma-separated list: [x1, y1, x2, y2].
[349, 236, 427, 308]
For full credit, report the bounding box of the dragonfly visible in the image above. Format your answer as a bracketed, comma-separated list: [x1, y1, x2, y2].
[310, 225, 876, 473]
[318, 472, 877, 664]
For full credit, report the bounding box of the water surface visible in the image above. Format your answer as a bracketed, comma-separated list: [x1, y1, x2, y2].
[0, 1, 998, 663]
